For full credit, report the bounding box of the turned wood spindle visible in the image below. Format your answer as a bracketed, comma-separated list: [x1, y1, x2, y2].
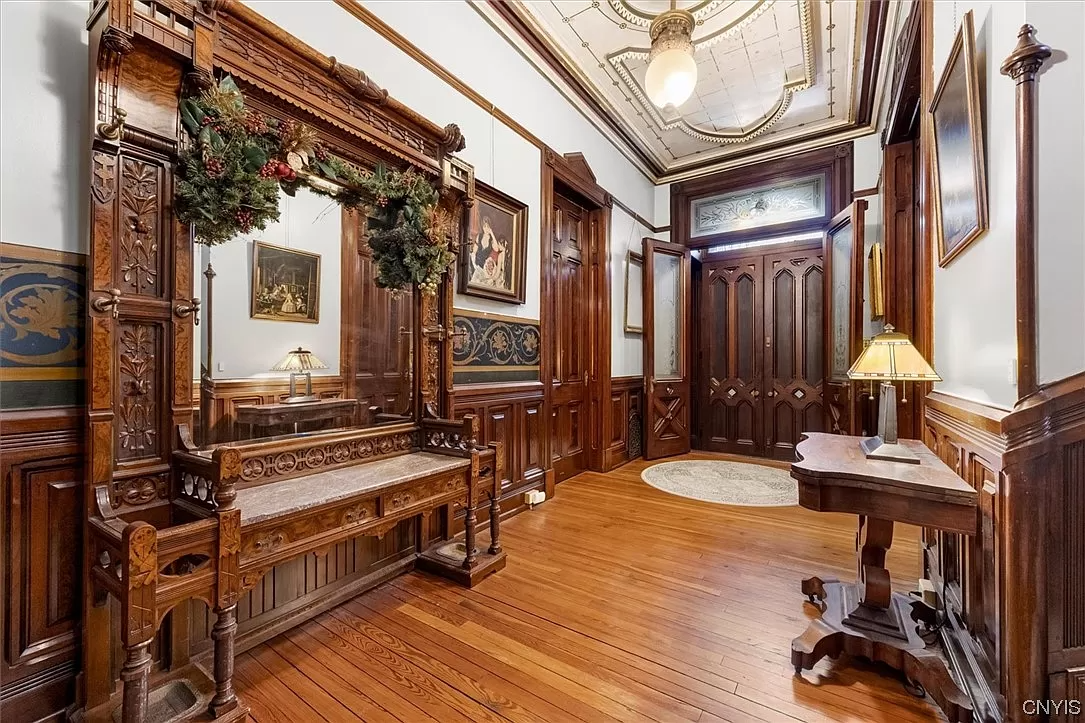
[209, 604, 240, 716]
[463, 504, 478, 569]
[120, 640, 153, 723]
[488, 493, 502, 555]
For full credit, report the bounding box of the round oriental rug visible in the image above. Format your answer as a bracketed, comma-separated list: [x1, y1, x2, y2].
[640, 460, 798, 507]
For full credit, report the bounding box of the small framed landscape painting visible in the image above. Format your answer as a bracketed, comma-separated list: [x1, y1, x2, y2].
[930, 10, 988, 267]
[250, 241, 321, 323]
[460, 182, 528, 304]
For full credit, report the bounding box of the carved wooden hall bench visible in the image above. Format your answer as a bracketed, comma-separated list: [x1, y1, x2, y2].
[86, 416, 505, 722]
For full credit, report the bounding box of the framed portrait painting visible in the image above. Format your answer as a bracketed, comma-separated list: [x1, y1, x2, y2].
[250, 241, 321, 323]
[930, 10, 988, 266]
[459, 182, 528, 304]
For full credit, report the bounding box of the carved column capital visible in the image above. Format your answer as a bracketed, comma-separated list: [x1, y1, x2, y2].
[1000, 24, 1052, 83]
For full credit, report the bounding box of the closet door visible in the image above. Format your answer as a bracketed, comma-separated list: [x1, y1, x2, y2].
[823, 201, 866, 435]
[763, 246, 826, 459]
[699, 255, 764, 456]
[643, 238, 691, 459]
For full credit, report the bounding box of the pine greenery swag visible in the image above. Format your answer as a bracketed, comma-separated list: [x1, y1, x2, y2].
[175, 76, 452, 294]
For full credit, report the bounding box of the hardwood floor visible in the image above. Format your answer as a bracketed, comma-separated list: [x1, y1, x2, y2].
[234, 453, 944, 722]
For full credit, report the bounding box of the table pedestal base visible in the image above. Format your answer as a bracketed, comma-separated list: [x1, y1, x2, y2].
[792, 577, 973, 723]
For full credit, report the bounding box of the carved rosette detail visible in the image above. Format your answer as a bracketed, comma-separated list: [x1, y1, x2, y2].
[237, 431, 417, 483]
[112, 475, 168, 509]
[441, 123, 466, 153]
[119, 159, 160, 296]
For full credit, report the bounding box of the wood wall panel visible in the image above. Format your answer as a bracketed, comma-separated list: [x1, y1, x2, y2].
[604, 376, 644, 471]
[1, 408, 83, 721]
[188, 520, 417, 655]
[922, 392, 1007, 722]
[453, 382, 546, 504]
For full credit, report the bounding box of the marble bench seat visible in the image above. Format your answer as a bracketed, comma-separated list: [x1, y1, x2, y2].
[235, 452, 471, 525]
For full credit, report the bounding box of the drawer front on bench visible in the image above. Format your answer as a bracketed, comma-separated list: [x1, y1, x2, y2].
[240, 497, 381, 559]
[237, 469, 470, 578]
[382, 471, 467, 517]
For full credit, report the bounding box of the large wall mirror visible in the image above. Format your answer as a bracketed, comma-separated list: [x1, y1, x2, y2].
[191, 187, 416, 447]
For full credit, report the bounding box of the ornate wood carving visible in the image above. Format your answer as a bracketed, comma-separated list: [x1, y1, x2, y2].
[116, 324, 159, 461]
[118, 159, 160, 298]
[80, 0, 482, 719]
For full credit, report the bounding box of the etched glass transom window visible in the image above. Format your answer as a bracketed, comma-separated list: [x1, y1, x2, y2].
[690, 175, 827, 238]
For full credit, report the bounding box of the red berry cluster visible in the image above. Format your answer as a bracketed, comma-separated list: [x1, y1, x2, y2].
[201, 115, 214, 126]
[243, 113, 268, 135]
[204, 156, 224, 178]
[235, 209, 254, 232]
[376, 195, 389, 208]
[258, 161, 278, 179]
[314, 144, 329, 162]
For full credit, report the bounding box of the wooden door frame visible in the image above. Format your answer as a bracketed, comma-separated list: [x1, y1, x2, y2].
[823, 200, 867, 435]
[540, 148, 612, 496]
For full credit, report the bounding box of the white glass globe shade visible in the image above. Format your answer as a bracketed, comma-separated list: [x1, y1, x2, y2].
[645, 48, 698, 108]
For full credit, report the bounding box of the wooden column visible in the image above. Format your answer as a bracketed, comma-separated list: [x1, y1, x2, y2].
[1000, 25, 1051, 401]
[999, 24, 1052, 719]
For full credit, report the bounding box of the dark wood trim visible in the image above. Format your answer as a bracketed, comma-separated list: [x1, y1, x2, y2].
[330, 0, 657, 220]
[856, 0, 891, 128]
[483, 1, 663, 177]
[670, 143, 854, 248]
[883, 2, 922, 146]
[1000, 26, 1051, 401]
[603, 375, 644, 471]
[915, 0, 936, 431]
[541, 148, 613, 481]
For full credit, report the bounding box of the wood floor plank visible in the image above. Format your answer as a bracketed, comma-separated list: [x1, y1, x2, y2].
[233, 453, 945, 723]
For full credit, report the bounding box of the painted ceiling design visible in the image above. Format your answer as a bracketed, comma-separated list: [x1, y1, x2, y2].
[503, 0, 875, 176]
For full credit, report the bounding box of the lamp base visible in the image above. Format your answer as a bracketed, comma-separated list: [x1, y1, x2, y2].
[859, 435, 920, 464]
[282, 394, 319, 404]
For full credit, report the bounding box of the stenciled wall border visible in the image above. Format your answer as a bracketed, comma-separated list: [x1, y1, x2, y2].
[452, 309, 540, 385]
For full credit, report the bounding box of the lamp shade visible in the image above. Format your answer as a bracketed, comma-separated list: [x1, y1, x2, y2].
[646, 48, 698, 108]
[847, 325, 941, 381]
[271, 347, 328, 373]
[645, 7, 698, 108]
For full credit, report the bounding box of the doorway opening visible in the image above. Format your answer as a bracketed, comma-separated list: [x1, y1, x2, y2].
[693, 234, 826, 460]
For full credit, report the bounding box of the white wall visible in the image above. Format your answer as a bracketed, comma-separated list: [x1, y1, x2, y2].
[610, 207, 653, 377]
[931, 1, 1024, 410]
[207, 189, 342, 379]
[1032, 1, 1085, 385]
[0, 0, 88, 254]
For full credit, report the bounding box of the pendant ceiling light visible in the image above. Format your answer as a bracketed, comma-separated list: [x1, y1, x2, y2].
[644, 1, 698, 109]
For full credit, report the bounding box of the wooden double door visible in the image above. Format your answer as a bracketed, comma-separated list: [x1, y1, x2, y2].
[696, 243, 826, 460]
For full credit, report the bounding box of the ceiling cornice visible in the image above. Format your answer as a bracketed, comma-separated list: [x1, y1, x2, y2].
[484, 0, 894, 184]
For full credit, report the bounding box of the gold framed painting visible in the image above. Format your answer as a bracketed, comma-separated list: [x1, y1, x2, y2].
[250, 241, 321, 323]
[930, 10, 988, 267]
[459, 182, 528, 304]
[624, 251, 644, 334]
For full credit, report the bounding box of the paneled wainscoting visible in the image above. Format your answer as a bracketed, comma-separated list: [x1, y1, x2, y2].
[924, 378, 1085, 722]
[605, 375, 644, 471]
[0, 407, 84, 721]
[452, 382, 546, 506]
[231, 453, 942, 722]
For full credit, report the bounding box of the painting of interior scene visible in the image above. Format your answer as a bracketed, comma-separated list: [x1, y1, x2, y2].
[251, 240, 321, 323]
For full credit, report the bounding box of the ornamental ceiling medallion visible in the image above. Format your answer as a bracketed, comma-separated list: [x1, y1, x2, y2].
[498, 0, 874, 176]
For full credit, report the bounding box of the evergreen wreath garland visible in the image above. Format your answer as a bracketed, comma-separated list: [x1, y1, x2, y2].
[175, 76, 452, 294]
